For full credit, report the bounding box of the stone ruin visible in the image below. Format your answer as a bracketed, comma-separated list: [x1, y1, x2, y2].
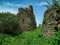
[42, 6, 60, 38]
[17, 5, 36, 33]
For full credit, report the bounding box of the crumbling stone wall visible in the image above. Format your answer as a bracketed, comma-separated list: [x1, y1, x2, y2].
[17, 5, 36, 32]
[42, 6, 60, 38]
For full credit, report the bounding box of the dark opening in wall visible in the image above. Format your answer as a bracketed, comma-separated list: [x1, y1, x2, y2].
[56, 19, 59, 21]
[23, 19, 24, 22]
[56, 10, 60, 14]
[54, 27, 58, 31]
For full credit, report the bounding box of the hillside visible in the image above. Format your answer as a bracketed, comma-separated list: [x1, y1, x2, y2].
[0, 26, 60, 45]
[0, 27, 42, 45]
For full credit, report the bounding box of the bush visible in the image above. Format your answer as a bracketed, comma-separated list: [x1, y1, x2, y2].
[0, 12, 19, 35]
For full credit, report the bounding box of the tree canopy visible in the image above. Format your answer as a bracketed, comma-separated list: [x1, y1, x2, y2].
[44, 0, 60, 9]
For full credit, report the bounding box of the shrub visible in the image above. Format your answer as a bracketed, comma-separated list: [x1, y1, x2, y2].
[0, 12, 19, 35]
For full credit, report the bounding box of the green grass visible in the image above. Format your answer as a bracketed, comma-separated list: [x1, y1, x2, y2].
[0, 27, 60, 45]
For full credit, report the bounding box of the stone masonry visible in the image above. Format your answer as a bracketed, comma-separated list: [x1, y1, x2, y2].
[42, 6, 60, 38]
[17, 5, 36, 32]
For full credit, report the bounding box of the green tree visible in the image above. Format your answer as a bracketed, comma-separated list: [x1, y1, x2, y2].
[44, 0, 60, 9]
[0, 12, 19, 35]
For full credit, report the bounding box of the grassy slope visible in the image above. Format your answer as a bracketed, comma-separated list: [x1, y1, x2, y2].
[0, 27, 60, 45]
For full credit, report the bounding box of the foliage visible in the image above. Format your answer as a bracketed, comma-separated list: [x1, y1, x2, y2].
[0, 26, 60, 45]
[52, 0, 59, 7]
[0, 12, 60, 45]
[44, 0, 60, 9]
[43, 0, 52, 9]
[0, 12, 19, 35]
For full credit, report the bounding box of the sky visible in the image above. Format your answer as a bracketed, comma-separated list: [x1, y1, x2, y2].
[0, 0, 52, 26]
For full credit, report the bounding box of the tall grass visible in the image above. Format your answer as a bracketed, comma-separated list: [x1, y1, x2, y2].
[0, 26, 60, 45]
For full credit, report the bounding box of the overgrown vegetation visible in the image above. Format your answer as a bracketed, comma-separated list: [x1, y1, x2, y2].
[0, 25, 60, 45]
[0, 12, 60, 45]
[0, 12, 19, 35]
[0, 1, 60, 44]
[44, 0, 60, 9]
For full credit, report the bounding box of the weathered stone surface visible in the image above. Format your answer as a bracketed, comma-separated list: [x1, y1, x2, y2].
[17, 5, 36, 32]
[58, 24, 60, 30]
[42, 6, 60, 38]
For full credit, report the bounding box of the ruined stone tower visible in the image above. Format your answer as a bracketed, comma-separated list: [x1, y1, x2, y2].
[42, 6, 60, 38]
[17, 5, 36, 32]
